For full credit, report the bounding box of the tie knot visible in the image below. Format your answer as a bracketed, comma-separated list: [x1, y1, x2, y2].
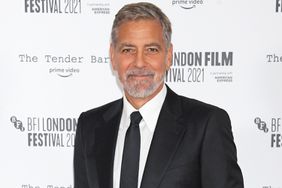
[130, 111, 142, 125]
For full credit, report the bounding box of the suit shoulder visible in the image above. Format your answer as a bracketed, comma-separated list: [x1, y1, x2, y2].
[79, 98, 122, 122]
[174, 95, 231, 132]
[178, 95, 228, 117]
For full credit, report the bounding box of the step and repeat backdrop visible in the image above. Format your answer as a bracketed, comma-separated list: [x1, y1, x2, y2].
[1, 0, 281, 187]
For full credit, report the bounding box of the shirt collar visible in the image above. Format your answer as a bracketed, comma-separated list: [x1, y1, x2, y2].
[122, 84, 167, 132]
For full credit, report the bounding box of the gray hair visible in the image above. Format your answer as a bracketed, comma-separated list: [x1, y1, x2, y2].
[111, 2, 172, 49]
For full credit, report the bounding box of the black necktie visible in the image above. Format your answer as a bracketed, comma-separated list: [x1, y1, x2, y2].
[120, 111, 142, 188]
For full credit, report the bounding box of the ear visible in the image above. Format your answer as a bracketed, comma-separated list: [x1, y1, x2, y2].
[110, 43, 117, 70]
[165, 43, 173, 70]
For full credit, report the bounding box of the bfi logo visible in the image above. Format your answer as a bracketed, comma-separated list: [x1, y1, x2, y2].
[276, 0, 282, 12]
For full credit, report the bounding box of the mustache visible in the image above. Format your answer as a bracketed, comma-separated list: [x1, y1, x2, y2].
[126, 68, 155, 78]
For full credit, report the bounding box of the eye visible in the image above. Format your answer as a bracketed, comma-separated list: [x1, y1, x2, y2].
[146, 47, 159, 54]
[121, 48, 136, 54]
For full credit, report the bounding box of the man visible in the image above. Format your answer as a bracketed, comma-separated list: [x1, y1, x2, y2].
[74, 2, 244, 188]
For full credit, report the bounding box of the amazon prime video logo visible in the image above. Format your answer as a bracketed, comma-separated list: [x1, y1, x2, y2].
[172, 0, 204, 10]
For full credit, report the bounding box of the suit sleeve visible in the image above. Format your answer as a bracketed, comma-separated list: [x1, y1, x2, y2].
[74, 113, 90, 188]
[201, 109, 244, 188]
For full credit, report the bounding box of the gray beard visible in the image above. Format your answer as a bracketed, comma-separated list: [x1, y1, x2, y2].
[123, 76, 164, 98]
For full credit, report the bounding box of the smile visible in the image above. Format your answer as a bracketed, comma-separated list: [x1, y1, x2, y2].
[127, 74, 154, 79]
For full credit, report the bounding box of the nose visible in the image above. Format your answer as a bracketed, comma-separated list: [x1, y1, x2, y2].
[134, 51, 146, 68]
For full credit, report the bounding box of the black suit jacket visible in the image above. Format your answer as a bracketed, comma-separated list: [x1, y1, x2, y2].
[74, 86, 244, 188]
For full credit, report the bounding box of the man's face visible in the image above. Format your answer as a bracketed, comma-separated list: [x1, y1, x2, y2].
[110, 19, 172, 99]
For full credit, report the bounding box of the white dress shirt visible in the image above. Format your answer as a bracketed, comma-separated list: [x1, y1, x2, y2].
[113, 85, 167, 188]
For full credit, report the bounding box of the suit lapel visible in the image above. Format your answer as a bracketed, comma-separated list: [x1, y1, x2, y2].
[93, 87, 186, 188]
[140, 87, 186, 188]
[94, 99, 123, 188]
